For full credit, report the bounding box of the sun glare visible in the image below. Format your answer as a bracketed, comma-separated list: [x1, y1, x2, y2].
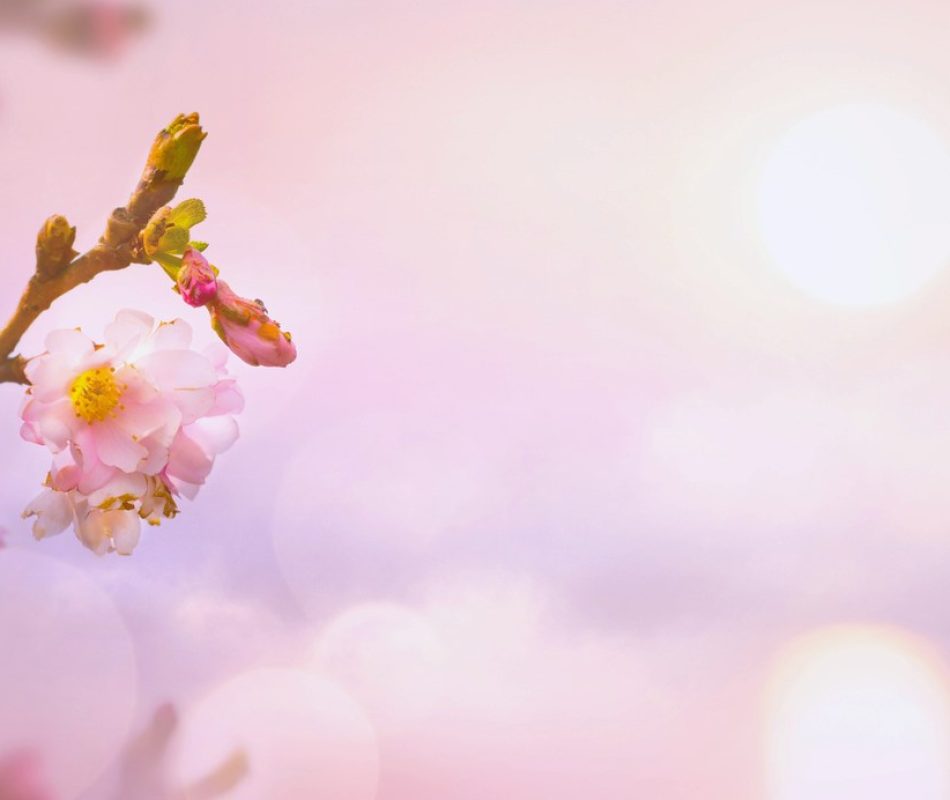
[757, 104, 950, 306]
[766, 626, 950, 800]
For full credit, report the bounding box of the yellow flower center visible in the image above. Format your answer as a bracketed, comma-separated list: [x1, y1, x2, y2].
[69, 367, 123, 424]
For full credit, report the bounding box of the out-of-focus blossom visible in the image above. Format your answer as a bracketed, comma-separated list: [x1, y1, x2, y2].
[112, 703, 177, 800]
[208, 278, 297, 368]
[0, 749, 54, 800]
[112, 703, 248, 800]
[0, 2, 150, 61]
[20, 310, 240, 494]
[44, 3, 150, 60]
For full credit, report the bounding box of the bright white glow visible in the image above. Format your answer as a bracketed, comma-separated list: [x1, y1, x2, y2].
[766, 626, 950, 800]
[757, 104, 950, 306]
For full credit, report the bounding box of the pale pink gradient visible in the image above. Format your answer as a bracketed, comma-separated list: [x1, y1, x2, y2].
[3, 1, 950, 798]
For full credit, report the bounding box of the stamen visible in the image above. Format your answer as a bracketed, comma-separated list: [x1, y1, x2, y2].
[69, 367, 124, 424]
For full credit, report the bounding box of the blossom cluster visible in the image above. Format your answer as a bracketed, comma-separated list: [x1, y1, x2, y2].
[4, 114, 298, 554]
[21, 310, 243, 555]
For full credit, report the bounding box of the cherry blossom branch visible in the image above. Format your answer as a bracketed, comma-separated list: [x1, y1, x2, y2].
[0, 113, 206, 385]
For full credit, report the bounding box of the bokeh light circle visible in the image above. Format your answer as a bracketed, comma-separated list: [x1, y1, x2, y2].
[311, 602, 447, 726]
[0, 549, 137, 799]
[766, 625, 950, 800]
[757, 104, 950, 306]
[173, 667, 379, 800]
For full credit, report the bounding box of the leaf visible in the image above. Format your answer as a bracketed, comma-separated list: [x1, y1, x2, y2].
[170, 198, 207, 229]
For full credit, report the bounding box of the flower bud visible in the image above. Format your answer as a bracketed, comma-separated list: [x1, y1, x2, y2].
[146, 113, 206, 181]
[141, 206, 173, 259]
[35, 214, 77, 278]
[208, 281, 297, 367]
[177, 248, 218, 307]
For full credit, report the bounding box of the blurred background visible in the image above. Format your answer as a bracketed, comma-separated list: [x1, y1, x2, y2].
[2, 0, 950, 797]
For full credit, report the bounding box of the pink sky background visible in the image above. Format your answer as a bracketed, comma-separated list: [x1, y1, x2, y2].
[4, 1, 950, 797]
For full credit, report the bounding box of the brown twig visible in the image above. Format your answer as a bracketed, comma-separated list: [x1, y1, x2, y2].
[0, 355, 26, 385]
[0, 113, 206, 385]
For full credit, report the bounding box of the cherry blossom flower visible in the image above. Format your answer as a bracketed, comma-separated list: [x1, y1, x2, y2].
[23, 482, 144, 556]
[20, 310, 241, 494]
[24, 455, 182, 555]
[19, 310, 242, 555]
[23, 408, 238, 556]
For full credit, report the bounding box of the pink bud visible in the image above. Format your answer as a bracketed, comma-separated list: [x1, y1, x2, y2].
[0, 749, 56, 800]
[208, 281, 297, 367]
[177, 248, 218, 307]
